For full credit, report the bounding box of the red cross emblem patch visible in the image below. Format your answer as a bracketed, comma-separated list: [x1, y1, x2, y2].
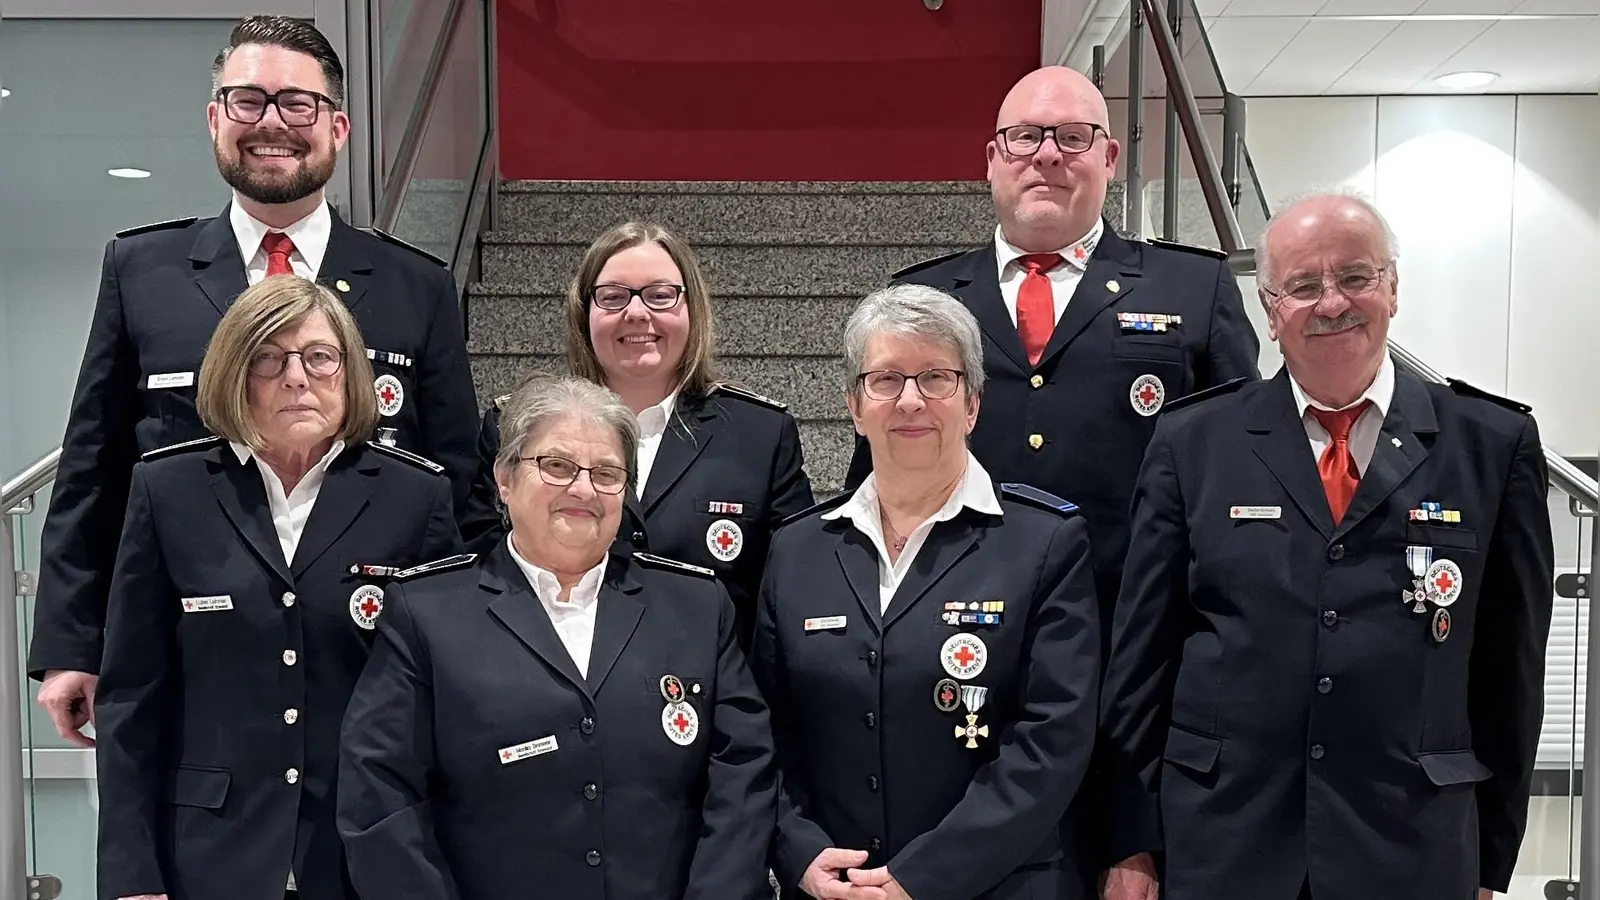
[374, 374, 404, 417]
[705, 518, 743, 562]
[1423, 559, 1463, 608]
[349, 584, 385, 630]
[1130, 373, 1165, 417]
[661, 701, 700, 746]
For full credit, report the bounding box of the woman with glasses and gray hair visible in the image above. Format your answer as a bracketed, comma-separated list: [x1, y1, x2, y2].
[338, 374, 777, 900]
[94, 275, 462, 900]
[753, 284, 1102, 900]
[459, 221, 814, 648]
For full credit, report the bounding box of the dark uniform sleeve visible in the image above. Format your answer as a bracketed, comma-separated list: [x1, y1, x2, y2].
[753, 553, 836, 890]
[459, 405, 505, 555]
[1100, 423, 1189, 863]
[1199, 258, 1261, 387]
[414, 265, 480, 518]
[683, 583, 778, 900]
[94, 465, 179, 899]
[767, 414, 816, 524]
[28, 238, 142, 679]
[337, 582, 463, 900]
[1471, 416, 1555, 892]
[890, 516, 1101, 900]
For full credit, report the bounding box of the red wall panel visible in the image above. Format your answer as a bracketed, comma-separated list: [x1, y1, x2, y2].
[496, 0, 1042, 181]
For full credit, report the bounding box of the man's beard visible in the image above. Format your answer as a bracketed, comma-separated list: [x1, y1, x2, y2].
[215, 140, 335, 205]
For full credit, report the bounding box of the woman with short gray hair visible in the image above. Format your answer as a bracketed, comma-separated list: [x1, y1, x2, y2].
[754, 284, 1103, 900]
[339, 374, 777, 900]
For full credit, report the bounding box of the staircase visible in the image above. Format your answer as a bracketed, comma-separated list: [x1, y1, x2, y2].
[465, 180, 1001, 494]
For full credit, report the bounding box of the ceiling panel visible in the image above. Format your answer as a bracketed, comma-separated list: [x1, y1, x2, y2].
[1318, 0, 1426, 13]
[1191, 0, 1234, 15]
[1424, 16, 1600, 92]
[1216, 0, 1331, 15]
[1244, 18, 1400, 94]
[1325, 19, 1495, 93]
[1514, 0, 1600, 13]
[1414, 0, 1529, 13]
[1202, 17, 1312, 91]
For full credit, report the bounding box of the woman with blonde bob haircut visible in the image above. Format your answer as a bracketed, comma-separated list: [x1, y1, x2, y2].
[460, 221, 815, 648]
[95, 274, 463, 900]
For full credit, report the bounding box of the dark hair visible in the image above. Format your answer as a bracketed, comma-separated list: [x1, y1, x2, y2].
[212, 16, 346, 108]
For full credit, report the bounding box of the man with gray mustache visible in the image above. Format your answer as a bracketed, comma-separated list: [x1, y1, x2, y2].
[1100, 191, 1554, 900]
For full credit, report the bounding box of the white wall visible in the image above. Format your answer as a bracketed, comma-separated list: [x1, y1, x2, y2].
[1244, 94, 1600, 460]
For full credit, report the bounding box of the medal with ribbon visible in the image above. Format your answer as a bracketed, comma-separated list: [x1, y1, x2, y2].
[954, 685, 990, 749]
[1404, 545, 1433, 613]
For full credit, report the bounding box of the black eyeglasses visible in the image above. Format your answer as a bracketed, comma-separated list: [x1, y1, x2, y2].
[216, 85, 338, 127]
[857, 368, 965, 402]
[249, 343, 344, 379]
[590, 283, 686, 312]
[995, 123, 1107, 157]
[520, 455, 630, 495]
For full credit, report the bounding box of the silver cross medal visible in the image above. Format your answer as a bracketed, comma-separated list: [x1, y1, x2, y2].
[1404, 545, 1433, 613]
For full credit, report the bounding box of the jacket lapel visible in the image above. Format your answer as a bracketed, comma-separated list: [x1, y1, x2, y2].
[319, 211, 373, 311]
[584, 550, 646, 695]
[1247, 371, 1337, 538]
[190, 209, 248, 316]
[882, 516, 983, 631]
[640, 394, 715, 514]
[290, 446, 374, 576]
[834, 526, 884, 635]
[1037, 227, 1142, 367]
[938, 250, 1030, 374]
[208, 448, 294, 587]
[484, 548, 591, 700]
[1332, 369, 1436, 541]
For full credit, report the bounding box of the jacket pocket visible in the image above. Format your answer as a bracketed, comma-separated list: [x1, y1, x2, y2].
[1162, 726, 1222, 774]
[1405, 524, 1479, 552]
[1417, 750, 1492, 786]
[165, 764, 230, 809]
[1111, 337, 1185, 364]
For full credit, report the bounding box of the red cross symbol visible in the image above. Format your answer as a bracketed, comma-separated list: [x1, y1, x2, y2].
[501, 749, 513, 761]
[360, 597, 380, 618]
[953, 645, 976, 668]
[672, 711, 691, 734]
[667, 683, 681, 701]
[715, 529, 735, 551]
[380, 385, 397, 406]
[1433, 571, 1455, 594]
[940, 686, 955, 706]
[1138, 384, 1158, 406]
[1073, 246, 1088, 261]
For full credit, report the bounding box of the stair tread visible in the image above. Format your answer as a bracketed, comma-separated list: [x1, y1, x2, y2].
[468, 281, 872, 298]
[499, 180, 989, 195]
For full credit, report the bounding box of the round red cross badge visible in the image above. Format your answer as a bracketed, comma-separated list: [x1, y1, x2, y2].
[1431, 608, 1452, 644]
[349, 584, 384, 630]
[661, 701, 699, 746]
[933, 678, 962, 713]
[706, 518, 743, 562]
[940, 632, 988, 681]
[1130, 373, 1165, 417]
[374, 374, 404, 418]
[1423, 559, 1463, 608]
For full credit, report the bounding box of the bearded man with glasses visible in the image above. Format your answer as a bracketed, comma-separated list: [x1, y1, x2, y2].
[1100, 192, 1553, 900]
[27, 15, 479, 757]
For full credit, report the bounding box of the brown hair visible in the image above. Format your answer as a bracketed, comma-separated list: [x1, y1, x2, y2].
[212, 15, 345, 107]
[197, 274, 378, 450]
[564, 222, 722, 398]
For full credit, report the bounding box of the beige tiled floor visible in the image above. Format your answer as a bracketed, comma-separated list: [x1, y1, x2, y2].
[1503, 795, 1584, 899]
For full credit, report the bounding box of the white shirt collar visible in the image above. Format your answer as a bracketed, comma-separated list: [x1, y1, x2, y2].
[505, 536, 608, 611]
[1289, 353, 1396, 421]
[229, 438, 347, 474]
[229, 199, 333, 277]
[994, 218, 1105, 275]
[635, 386, 682, 441]
[823, 451, 1003, 527]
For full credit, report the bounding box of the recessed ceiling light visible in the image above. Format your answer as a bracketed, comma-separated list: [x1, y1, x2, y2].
[1434, 71, 1498, 90]
[0, 88, 9, 98]
[107, 168, 152, 179]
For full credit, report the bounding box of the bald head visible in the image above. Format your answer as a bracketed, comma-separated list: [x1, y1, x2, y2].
[996, 66, 1110, 131]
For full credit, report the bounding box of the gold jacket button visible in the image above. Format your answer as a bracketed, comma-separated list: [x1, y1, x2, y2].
[1030, 375, 1044, 389]
[1028, 434, 1044, 450]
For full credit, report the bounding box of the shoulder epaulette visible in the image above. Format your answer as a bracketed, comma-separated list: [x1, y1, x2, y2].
[492, 392, 512, 411]
[711, 382, 787, 411]
[1446, 378, 1532, 414]
[394, 553, 478, 580]
[1147, 237, 1228, 261]
[1160, 376, 1250, 415]
[999, 483, 1080, 516]
[141, 435, 223, 461]
[633, 552, 715, 578]
[116, 216, 198, 239]
[370, 228, 447, 267]
[892, 249, 966, 281]
[366, 441, 445, 473]
[780, 490, 853, 527]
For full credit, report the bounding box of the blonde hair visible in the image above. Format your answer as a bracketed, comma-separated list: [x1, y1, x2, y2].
[564, 222, 722, 397]
[197, 274, 379, 450]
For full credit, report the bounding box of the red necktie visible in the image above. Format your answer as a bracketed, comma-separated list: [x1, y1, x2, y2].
[1310, 402, 1370, 523]
[262, 231, 296, 277]
[1016, 253, 1062, 367]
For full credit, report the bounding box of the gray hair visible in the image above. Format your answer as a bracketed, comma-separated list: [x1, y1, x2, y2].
[842, 284, 986, 398]
[493, 374, 641, 494]
[1257, 187, 1400, 290]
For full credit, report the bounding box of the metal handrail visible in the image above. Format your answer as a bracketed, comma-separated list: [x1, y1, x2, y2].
[372, 0, 470, 233]
[1, 448, 60, 516]
[1138, 0, 1599, 513]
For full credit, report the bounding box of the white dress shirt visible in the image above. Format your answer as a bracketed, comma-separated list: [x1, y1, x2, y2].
[230, 198, 332, 285]
[633, 387, 681, 497]
[994, 219, 1106, 328]
[1288, 354, 1396, 476]
[230, 440, 346, 565]
[506, 536, 607, 679]
[823, 452, 1004, 613]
